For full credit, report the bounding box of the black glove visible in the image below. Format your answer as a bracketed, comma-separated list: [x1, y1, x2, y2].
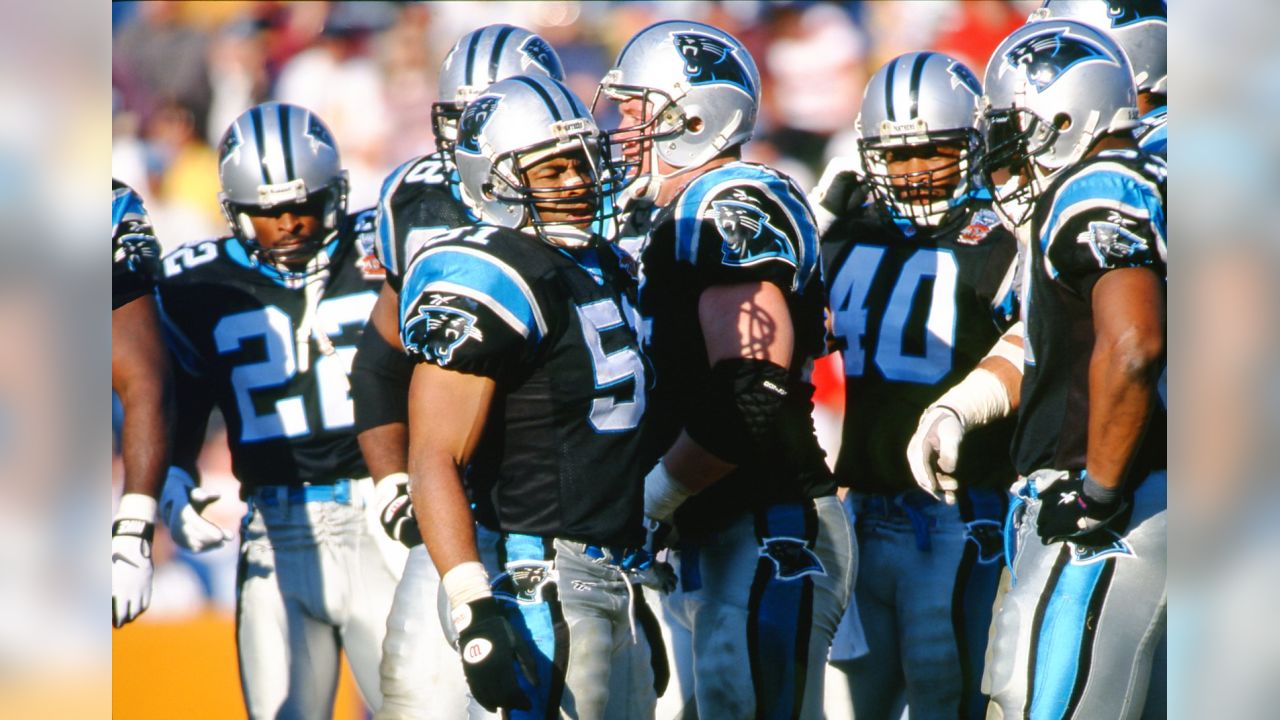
[1036, 476, 1131, 545]
[818, 168, 870, 218]
[377, 477, 423, 548]
[454, 597, 538, 712]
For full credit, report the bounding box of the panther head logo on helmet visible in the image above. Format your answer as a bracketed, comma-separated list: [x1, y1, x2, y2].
[520, 35, 564, 78]
[1001, 27, 1117, 92]
[456, 95, 502, 155]
[1106, 0, 1167, 27]
[672, 32, 754, 95]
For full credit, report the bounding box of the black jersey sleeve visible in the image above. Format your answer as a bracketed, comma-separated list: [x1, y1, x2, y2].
[398, 240, 544, 379]
[1040, 157, 1167, 298]
[374, 154, 473, 291]
[112, 181, 162, 310]
[671, 165, 821, 295]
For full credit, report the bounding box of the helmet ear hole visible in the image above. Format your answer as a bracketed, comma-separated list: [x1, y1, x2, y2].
[1053, 113, 1072, 131]
[481, 182, 496, 200]
[686, 116, 705, 134]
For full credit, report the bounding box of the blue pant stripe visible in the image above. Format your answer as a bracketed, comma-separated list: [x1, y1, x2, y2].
[1029, 551, 1107, 720]
[498, 534, 566, 720]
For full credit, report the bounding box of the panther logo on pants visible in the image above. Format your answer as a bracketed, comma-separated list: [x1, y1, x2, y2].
[964, 520, 1005, 565]
[493, 560, 555, 604]
[760, 537, 826, 581]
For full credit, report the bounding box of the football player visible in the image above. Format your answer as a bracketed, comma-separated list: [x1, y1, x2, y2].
[595, 21, 854, 718]
[960, 21, 1166, 719]
[352, 25, 564, 720]
[402, 74, 668, 719]
[820, 52, 1020, 719]
[111, 180, 173, 629]
[155, 103, 397, 718]
[1031, 0, 1167, 157]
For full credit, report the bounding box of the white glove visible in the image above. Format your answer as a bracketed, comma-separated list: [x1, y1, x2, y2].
[906, 407, 964, 504]
[112, 493, 156, 628]
[160, 467, 233, 553]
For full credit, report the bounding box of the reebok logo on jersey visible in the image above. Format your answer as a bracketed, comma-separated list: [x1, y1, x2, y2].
[759, 537, 826, 581]
[462, 638, 494, 664]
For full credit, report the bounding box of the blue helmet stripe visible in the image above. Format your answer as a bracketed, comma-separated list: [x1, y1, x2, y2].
[464, 27, 482, 88]
[909, 52, 935, 119]
[511, 75, 563, 121]
[248, 105, 269, 184]
[884, 58, 898, 122]
[488, 25, 516, 83]
[278, 104, 296, 181]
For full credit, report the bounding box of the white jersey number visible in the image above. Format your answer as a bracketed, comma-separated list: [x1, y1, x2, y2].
[576, 298, 646, 433]
[213, 293, 377, 442]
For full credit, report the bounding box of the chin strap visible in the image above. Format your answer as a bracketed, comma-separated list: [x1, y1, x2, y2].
[295, 248, 336, 373]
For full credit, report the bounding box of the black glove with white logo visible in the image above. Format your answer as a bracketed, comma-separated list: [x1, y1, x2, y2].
[1036, 475, 1131, 545]
[376, 474, 423, 548]
[453, 597, 537, 712]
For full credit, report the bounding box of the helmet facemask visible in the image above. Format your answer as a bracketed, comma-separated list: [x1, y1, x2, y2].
[592, 80, 686, 205]
[860, 128, 979, 229]
[220, 173, 348, 277]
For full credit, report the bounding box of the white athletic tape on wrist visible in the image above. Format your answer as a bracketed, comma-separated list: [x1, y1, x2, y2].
[932, 367, 1011, 430]
[986, 323, 1025, 368]
[643, 460, 693, 524]
[442, 561, 492, 613]
[115, 493, 158, 523]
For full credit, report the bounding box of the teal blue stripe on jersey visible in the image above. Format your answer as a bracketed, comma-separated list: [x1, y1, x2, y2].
[112, 186, 146, 232]
[673, 163, 820, 289]
[1041, 166, 1165, 276]
[1030, 559, 1106, 720]
[401, 247, 541, 339]
[376, 157, 418, 276]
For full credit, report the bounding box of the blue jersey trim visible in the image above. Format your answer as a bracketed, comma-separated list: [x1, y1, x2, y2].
[1040, 164, 1165, 278]
[672, 163, 819, 290]
[112, 185, 147, 234]
[400, 246, 543, 340]
[376, 157, 419, 277]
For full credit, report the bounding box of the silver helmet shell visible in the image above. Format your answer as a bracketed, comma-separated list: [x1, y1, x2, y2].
[454, 75, 610, 248]
[980, 20, 1139, 225]
[856, 51, 983, 228]
[1031, 0, 1167, 95]
[433, 25, 565, 153]
[216, 102, 349, 267]
[596, 20, 759, 199]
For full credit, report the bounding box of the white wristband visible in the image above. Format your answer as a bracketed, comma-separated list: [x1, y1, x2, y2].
[931, 367, 1011, 430]
[441, 561, 491, 611]
[644, 460, 693, 524]
[115, 493, 158, 523]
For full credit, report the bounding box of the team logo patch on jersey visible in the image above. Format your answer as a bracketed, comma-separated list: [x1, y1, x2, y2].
[492, 560, 555, 605]
[964, 520, 1005, 565]
[403, 296, 484, 365]
[708, 189, 797, 268]
[1078, 214, 1150, 263]
[1001, 27, 1117, 92]
[759, 537, 826, 581]
[114, 221, 162, 276]
[671, 32, 753, 95]
[457, 95, 501, 155]
[520, 35, 564, 78]
[958, 208, 1001, 245]
[1108, 0, 1166, 27]
[1068, 531, 1135, 565]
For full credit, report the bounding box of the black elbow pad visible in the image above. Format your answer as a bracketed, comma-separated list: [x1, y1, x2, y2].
[684, 358, 791, 465]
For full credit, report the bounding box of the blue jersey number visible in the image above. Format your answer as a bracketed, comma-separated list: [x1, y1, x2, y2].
[213, 293, 377, 442]
[830, 246, 958, 383]
[576, 298, 646, 432]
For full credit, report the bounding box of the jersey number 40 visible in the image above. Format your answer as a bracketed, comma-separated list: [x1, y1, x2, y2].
[829, 246, 958, 384]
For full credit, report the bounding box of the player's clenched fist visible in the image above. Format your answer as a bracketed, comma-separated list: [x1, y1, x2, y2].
[452, 597, 537, 712]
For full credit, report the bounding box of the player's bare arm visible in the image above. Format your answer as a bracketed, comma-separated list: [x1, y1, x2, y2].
[1087, 267, 1166, 492]
[356, 281, 410, 480]
[408, 361, 494, 575]
[112, 294, 172, 499]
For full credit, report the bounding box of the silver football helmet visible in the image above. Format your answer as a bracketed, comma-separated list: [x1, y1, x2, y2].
[595, 20, 759, 202]
[217, 102, 348, 268]
[1031, 0, 1167, 95]
[454, 75, 611, 248]
[857, 51, 983, 228]
[980, 20, 1139, 226]
[432, 25, 565, 153]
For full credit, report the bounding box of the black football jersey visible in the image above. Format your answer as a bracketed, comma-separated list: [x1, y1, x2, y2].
[157, 209, 383, 490]
[637, 161, 835, 537]
[375, 152, 475, 293]
[399, 225, 648, 547]
[1014, 149, 1167, 479]
[112, 180, 162, 310]
[822, 196, 1020, 494]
